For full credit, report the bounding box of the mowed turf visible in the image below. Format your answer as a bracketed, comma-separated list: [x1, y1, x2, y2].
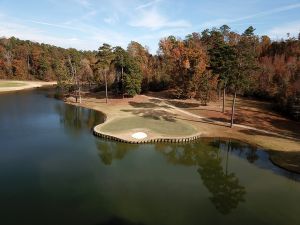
[101, 116, 197, 136]
[0, 82, 26, 87]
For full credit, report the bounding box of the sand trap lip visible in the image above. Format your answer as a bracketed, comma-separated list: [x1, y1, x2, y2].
[131, 132, 147, 139]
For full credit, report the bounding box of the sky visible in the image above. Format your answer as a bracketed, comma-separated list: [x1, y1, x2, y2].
[0, 0, 299, 53]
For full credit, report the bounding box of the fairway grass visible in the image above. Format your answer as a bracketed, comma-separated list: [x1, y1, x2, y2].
[0, 82, 26, 87]
[101, 116, 198, 136]
[0, 80, 56, 93]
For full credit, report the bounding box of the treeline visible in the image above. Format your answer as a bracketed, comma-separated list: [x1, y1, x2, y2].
[0, 37, 96, 81]
[0, 25, 299, 121]
[251, 38, 300, 119]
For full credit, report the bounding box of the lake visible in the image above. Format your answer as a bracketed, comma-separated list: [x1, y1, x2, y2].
[0, 88, 299, 225]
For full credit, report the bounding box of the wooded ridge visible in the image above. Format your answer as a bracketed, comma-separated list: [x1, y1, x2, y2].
[0, 25, 299, 121]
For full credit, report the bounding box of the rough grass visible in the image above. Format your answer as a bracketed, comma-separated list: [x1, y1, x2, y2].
[101, 116, 197, 136]
[0, 82, 26, 87]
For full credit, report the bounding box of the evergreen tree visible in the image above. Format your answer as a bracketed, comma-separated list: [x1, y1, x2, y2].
[208, 27, 236, 113]
[112, 46, 142, 97]
[229, 26, 259, 127]
[96, 43, 114, 103]
[112, 46, 127, 96]
[123, 57, 142, 97]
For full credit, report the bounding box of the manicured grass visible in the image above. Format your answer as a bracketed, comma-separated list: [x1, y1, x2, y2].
[101, 116, 197, 136]
[0, 82, 26, 87]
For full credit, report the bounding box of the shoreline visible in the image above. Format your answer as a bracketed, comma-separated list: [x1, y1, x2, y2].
[0, 80, 57, 93]
[65, 94, 300, 153]
[2, 84, 297, 172]
[67, 97, 300, 174]
[93, 117, 202, 144]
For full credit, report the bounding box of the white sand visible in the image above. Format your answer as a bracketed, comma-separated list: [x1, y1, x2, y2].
[131, 132, 148, 139]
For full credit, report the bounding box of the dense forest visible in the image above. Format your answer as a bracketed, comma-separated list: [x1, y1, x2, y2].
[0, 25, 299, 121]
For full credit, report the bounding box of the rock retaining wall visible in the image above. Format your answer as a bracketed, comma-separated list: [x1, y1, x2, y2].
[93, 127, 201, 144]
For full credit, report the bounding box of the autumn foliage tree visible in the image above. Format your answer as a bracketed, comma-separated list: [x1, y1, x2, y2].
[1, 27, 299, 120]
[159, 35, 208, 99]
[252, 36, 300, 120]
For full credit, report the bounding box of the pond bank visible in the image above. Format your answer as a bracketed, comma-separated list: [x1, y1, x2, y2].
[65, 94, 300, 150]
[65, 93, 300, 173]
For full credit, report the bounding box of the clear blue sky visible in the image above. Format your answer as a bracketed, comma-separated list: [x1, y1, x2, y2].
[0, 0, 299, 53]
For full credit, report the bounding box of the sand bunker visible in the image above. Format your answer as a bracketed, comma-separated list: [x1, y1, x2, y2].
[131, 132, 147, 139]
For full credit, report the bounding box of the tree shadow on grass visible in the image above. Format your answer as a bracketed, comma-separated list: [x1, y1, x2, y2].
[128, 101, 158, 108]
[207, 117, 229, 123]
[128, 101, 171, 109]
[121, 108, 177, 122]
[177, 116, 229, 128]
[228, 112, 300, 140]
[268, 118, 300, 139]
[188, 108, 223, 113]
[148, 98, 162, 104]
[166, 100, 200, 108]
[238, 128, 299, 142]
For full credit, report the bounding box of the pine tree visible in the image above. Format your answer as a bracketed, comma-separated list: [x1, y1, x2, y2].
[96, 43, 114, 103]
[229, 26, 259, 127]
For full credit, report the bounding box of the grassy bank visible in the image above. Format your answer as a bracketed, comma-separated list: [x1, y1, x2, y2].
[66, 91, 300, 153]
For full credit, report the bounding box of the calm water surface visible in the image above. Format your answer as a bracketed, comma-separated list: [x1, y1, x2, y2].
[0, 88, 299, 225]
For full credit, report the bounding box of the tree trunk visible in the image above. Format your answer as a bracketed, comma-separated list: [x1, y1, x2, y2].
[121, 66, 124, 99]
[230, 91, 237, 128]
[68, 56, 77, 102]
[68, 56, 75, 80]
[78, 86, 82, 103]
[105, 71, 108, 104]
[222, 87, 226, 113]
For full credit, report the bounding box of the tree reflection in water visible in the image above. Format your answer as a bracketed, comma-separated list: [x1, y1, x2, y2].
[55, 103, 105, 136]
[197, 147, 246, 214]
[156, 140, 246, 215]
[233, 141, 259, 164]
[96, 138, 247, 214]
[96, 140, 138, 165]
[216, 140, 259, 164]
